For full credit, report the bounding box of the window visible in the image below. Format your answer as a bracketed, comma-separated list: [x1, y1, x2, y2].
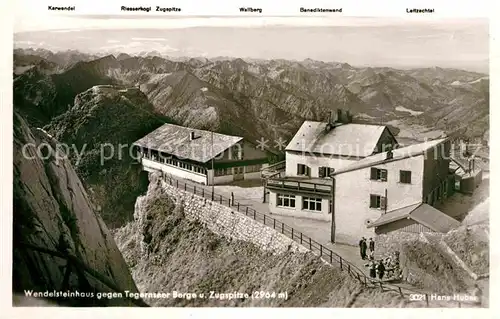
[370, 167, 388, 181]
[370, 194, 387, 210]
[194, 166, 206, 174]
[246, 164, 263, 173]
[277, 194, 296, 208]
[319, 167, 334, 178]
[302, 197, 322, 212]
[215, 168, 229, 176]
[232, 145, 243, 160]
[297, 164, 311, 176]
[400, 170, 412, 184]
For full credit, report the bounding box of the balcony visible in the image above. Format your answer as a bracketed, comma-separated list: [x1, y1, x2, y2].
[265, 176, 332, 195]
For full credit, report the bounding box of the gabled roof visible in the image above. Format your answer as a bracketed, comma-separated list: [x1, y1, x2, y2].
[368, 203, 460, 233]
[133, 123, 243, 163]
[333, 138, 449, 176]
[285, 121, 389, 157]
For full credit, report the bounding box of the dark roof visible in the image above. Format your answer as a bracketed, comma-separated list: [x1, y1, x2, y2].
[368, 203, 460, 233]
[133, 123, 243, 163]
[285, 121, 389, 157]
[333, 138, 449, 176]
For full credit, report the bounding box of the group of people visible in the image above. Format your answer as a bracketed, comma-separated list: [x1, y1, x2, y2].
[365, 251, 402, 281]
[358, 237, 375, 260]
[358, 237, 402, 282]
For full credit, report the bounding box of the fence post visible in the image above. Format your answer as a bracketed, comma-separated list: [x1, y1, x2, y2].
[291, 228, 294, 239]
[237, 202, 240, 211]
[263, 215, 266, 225]
[246, 207, 249, 216]
[330, 251, 333, 263]
[281, 223, 284, 234]
[309, 237, 312, 250]
[340, 258, 343, 270]
[320, 245, 323, 256]
[273, 219, 276, 229]
[425, 294, 429, 307]
[231, 192, 234, 206]
[194, 185, 196, 194]
[202, 188, 204, 197]
[176, 180, 179, 188]
[300, 233, 303, 244]
[184, 183, 187, 191]
[220, 195, 222, 204]
[212, 189, 214, 201]
[398, 287, 403, 298]
[254, 210, 256, 220]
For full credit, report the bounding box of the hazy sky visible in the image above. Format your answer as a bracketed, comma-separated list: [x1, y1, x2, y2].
[13, 1, 489, 72]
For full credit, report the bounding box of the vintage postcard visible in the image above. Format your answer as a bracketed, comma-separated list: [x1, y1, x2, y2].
[7, 0, 492, 314]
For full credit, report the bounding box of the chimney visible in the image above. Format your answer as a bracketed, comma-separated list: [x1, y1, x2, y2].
[386, 145, 393, 159]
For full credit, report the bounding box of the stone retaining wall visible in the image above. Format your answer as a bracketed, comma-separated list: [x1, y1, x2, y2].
[158, 177, 309, 255]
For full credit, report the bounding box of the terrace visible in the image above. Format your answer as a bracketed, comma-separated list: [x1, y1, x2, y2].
[265, 176, 332, 195]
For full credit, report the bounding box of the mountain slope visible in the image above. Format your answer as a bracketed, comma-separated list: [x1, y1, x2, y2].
[115, 175, 424, 307]
[45, 85, 169, 227]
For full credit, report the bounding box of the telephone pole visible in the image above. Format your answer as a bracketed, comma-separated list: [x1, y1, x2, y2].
[330, 170, 336, 243]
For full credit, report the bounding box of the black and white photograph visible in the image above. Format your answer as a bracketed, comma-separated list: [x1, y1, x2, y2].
[11, 12, 490, 309]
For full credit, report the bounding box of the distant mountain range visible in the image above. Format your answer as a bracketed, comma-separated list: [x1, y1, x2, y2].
[14, 48, 489, 144]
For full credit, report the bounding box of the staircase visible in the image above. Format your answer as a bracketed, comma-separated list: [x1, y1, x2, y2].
[260, 160, 286, 179]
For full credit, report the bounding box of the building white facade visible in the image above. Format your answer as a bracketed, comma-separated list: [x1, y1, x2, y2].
[333, 154, 425, 244]
[266, 114, 456, 244]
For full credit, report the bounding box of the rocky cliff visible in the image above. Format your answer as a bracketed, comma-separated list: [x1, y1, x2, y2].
[13, 112, 144, 306]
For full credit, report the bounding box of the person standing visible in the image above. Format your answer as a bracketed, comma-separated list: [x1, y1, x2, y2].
[359, 237, 365, 259]
[361, 238, 368, 260]
[369, 260, 376, 278]
[369, 238, 375, 254]
[377, 260, 386, 280]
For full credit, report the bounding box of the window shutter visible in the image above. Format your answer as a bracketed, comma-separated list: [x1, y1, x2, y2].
[370, 195, 376, 208]
[381, 197, 387, 210]
[306, 166, 311, 177]
[297, 164, 300, 175]
[319, 167, 325, 178]
[370, 167, 377, 180]
[381, 169, 387, 181]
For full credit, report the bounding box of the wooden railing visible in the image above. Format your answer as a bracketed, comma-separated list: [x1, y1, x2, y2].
[260, 160, 286, 178]
[160, 173, 479, 308]
[266, 178, 332, 194]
